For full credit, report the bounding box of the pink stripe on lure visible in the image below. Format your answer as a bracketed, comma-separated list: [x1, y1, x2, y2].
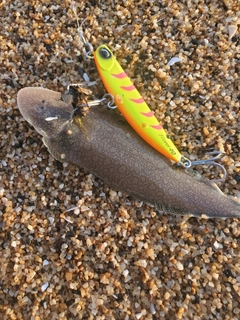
[130, 97, 145, 104]
[120, 84, 135, 91]
[150, 124, 163, 130]
[141, 111, 154, 117]
[111, 72, 127, 79]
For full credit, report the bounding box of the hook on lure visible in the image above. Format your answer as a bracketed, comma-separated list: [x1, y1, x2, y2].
[179, 151, 227, 182]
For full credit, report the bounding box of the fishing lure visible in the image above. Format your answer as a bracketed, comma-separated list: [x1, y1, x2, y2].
[78, 37, 188, 166]
[94, 44, 185, 165]
[70, 16, 226, 181]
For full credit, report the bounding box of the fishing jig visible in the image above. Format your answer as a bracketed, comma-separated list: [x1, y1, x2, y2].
[71, 14, 226, 182]
[94, 44, 185, 165]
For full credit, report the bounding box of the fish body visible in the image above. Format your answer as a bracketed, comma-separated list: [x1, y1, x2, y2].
[17, 87, 240, 218]
[94, 45, 183, 164]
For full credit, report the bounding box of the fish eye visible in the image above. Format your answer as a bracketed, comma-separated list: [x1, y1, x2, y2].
[36, 105, 45, 112]
[99, 47, 112, 59]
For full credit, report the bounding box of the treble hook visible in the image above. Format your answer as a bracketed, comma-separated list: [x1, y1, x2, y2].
[184, 151, 227, 183]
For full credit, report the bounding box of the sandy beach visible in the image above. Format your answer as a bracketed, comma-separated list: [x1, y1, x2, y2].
[0, 0, 240, 319]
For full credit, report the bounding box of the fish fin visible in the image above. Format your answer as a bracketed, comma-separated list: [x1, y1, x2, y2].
[133, 195, 196, 217]
[154, 203, 195, 217]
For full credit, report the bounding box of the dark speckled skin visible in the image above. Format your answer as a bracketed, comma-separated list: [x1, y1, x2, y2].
[17, 87, 240, 218]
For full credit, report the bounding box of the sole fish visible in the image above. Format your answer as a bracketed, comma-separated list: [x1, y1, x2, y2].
[17, 87, 240, 218]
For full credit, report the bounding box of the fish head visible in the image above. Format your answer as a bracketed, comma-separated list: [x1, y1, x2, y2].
[17, 87, 72, 139]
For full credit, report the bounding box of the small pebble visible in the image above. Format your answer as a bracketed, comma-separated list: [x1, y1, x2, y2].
[167, 56, 182, 66]
[41, 282, 49, 292]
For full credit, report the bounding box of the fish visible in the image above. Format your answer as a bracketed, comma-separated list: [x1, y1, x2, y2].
[17, 87, 240, 218]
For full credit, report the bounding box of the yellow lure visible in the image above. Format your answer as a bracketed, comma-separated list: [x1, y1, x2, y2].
[94, 45, 183, 164]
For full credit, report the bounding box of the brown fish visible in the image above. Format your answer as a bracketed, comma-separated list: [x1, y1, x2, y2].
[17, 87, 240, 218]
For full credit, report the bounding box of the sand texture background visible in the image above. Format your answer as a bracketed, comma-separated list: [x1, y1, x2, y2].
[0, 0, 240, 319]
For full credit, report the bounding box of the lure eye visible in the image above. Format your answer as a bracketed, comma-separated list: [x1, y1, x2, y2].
[99, 47, 112, 59]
